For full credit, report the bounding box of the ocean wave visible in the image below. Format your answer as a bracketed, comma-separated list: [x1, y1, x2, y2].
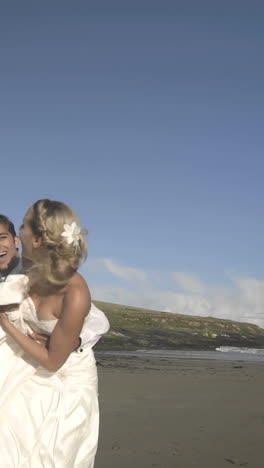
[216, 346, 264, 355]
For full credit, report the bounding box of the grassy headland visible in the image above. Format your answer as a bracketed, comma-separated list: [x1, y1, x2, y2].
[93, 300, 264, 351]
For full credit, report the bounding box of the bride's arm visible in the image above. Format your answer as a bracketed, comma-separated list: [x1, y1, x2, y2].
[0, 277, 91, 371]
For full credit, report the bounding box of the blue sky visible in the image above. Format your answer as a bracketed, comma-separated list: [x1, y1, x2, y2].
[1, 1, 264, 325]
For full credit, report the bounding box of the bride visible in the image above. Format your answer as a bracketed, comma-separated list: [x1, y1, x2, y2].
[0, 199, 102, 467]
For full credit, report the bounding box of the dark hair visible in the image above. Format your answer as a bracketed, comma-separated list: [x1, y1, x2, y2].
[0, 215, 17, 237]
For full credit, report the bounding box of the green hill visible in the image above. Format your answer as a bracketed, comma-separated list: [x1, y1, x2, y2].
[93, 300, 264, 351]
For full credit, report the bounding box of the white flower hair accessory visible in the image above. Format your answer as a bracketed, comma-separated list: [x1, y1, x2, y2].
[61, 221, 81, 250]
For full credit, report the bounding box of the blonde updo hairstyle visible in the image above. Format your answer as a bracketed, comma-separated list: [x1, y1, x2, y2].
[28, 199, 87, 288]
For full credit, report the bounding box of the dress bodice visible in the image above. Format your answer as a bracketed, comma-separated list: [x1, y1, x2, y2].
[21, 296, 58, 335]
[17, 294, 110, 350]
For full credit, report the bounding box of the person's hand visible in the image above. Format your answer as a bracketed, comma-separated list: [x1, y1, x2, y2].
[0, 313, 9, 330]
[28, 333, 50, 348]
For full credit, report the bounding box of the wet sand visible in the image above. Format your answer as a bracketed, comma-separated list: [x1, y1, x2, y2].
[95, 354, 264, 468]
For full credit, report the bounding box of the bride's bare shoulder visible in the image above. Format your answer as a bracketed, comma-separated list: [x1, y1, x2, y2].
[66, 273, 90, 296]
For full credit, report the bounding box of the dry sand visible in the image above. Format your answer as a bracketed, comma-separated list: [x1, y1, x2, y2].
[95, 354, 264, 468]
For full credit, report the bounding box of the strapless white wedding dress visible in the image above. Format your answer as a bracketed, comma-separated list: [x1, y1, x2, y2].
[0, 297, 99, 468]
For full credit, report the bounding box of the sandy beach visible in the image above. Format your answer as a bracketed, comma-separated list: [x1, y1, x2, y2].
[95, 354, 264, 468]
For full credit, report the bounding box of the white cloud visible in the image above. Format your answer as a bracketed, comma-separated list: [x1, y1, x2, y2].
[87, 257, 264, 328]
[88, 257, 147, 283]
[172, 272, 208, 295]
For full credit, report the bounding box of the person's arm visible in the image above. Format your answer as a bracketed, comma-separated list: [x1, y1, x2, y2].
[28, 332, 80, 350]
[0, 277, 91, 372]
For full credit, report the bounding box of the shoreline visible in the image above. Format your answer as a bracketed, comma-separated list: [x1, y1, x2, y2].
[95, 346, 264, 364]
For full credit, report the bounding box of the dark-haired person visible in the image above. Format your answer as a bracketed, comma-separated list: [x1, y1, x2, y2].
[0, 214, 21, 278]
[0, 199, 107, 467]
